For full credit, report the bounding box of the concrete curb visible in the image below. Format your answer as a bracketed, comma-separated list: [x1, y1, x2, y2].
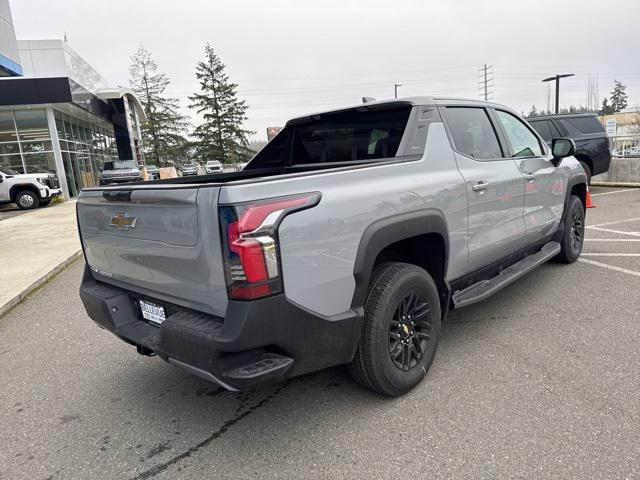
[0, 250, 82, 319]
[591, 181, 640, 188]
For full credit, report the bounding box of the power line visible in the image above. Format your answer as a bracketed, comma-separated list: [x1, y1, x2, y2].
[479, 64, 494, 101]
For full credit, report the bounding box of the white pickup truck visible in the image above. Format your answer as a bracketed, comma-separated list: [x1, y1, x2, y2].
[0, 166, 61, 210]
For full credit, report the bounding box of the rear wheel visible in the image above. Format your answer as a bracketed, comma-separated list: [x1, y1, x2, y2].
[348, 263, 441, 396]
[14, 190, 40, 210]
[555, 195, 585, 263]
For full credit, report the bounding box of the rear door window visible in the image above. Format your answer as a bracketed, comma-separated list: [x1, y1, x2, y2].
[291, 107, 411, 165]
[442, 107, 503, 160]
[564, 116, 605, 134]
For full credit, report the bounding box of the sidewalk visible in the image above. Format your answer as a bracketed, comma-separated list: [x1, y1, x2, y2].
[0, 200, 81, 317]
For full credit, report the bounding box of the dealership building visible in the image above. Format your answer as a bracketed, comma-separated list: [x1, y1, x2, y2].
[0, 4, 146, 199]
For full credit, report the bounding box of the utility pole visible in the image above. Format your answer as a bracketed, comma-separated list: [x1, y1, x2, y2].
[542, 73, 574, 114]
[478, 64, 493, 101]
[394, 83, 402, 98]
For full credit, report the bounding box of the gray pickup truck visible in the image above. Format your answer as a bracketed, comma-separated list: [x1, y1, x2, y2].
[77, 97, 587, 396]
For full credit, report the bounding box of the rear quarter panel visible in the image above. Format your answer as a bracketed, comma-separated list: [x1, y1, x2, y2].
[220, 123, 468, 317]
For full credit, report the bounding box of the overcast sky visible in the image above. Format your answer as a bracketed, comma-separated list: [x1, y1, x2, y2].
[10, 0, 640, 140]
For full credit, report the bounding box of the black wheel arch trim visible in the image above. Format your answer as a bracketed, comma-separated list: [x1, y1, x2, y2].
[350, 209, 450, 310]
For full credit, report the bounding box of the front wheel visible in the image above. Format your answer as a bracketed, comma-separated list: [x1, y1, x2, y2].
[555, 194, 585, 263]
[348, 263, 441, 396]
[14, 190, 40, 210]
[579, 161, 592, 185]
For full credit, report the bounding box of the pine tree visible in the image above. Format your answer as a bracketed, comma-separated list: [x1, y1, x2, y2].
[610, 80, 628, 113]
[600, 97, 615, 115]
[189, 44, 253, 163]
[129, 46, 189, 166]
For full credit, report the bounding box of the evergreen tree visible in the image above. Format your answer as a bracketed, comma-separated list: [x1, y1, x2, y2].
[610, 80, 628, 113]
[189, 44, 253, 163]
[600, 97, 615, 115]
[129, 46, 189, 166]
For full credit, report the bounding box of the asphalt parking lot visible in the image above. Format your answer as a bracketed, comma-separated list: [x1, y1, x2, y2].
[1, 186, 639, 480]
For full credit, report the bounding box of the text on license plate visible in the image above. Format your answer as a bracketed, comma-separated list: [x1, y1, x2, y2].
[139, 300, 166, 325]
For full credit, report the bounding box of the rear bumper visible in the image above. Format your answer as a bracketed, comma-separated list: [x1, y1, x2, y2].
[79, 265, 362, 390]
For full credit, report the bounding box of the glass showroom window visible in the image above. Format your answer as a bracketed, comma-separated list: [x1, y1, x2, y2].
[0, 111, 22, 172]
[14, 110, 56, 174]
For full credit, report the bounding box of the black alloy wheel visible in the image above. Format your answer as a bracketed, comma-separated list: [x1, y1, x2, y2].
[389, 292, 432, 371]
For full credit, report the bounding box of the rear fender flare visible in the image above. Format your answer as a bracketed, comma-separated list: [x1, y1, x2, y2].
[350, 209, 449, 310]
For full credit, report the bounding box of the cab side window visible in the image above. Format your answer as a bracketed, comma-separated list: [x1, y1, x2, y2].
[496, 110, 543, 157]
[442, 107, 503, 160]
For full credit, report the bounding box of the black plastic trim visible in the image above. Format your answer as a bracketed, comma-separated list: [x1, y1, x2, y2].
[449, 234, 554, 293]
[350, 209, 449, 310]
[79, 265, 362, 390]
[553, 173, 588, 242]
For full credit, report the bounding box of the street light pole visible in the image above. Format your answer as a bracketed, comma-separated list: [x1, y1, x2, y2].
[394, 83, 402, 99]
[542, 74, 574, 114]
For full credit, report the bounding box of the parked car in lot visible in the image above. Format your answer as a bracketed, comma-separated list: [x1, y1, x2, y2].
[181, 163, 199, 176]
[205, 160, 224, 174]
[145, 164, 160, 180]
[527, 113, 610, 183]
[77, 97, 587, 397]
[99, 160, 143, 186]
[0, 166, 61, 210]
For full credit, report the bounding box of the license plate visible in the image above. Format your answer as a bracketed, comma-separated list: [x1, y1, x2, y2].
[139, 300, 166, 325]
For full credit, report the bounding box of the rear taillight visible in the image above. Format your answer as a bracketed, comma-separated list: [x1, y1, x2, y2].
[219, 193, 320, 300]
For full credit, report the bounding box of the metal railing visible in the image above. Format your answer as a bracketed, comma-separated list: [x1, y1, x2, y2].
[610, 134, 640, 158]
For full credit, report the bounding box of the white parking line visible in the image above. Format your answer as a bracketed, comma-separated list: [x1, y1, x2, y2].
[587, 216, 640, 228]
[585, 239, 640, 242]
[591, 188, 639, 197]
[578, 258, 640, 278]
[587, 227, 640, 237]
[582, 253, 640, 256]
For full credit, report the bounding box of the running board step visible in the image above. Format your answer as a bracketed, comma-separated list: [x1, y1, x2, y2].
[223, 353, 294, 388]
[452, 241, 561, 309]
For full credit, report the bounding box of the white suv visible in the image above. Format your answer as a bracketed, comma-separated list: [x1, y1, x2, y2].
[205, 160, 223, 174]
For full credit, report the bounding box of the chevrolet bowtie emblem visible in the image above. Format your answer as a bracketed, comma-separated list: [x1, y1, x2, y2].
[110, 212, 138, 230]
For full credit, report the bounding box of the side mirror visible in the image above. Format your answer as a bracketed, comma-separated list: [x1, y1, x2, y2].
[551, 138, 576, 165]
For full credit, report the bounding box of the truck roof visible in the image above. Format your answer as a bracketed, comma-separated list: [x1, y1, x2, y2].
[527, 113, 598, 121]
[285, 96, 511, 126]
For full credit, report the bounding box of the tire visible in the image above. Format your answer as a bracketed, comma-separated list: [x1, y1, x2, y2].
[14, 190, 40, 210]
[39, 199, 51, 207]
[348, 262, 441, 396]
[555, 195, 585, 263]
[579, 161, 592, 185]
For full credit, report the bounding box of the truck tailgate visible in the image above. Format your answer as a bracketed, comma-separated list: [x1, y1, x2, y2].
[76, 186, 228, 316]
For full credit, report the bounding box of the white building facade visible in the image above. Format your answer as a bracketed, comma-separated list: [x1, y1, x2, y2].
[0, 39, 145, 199]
